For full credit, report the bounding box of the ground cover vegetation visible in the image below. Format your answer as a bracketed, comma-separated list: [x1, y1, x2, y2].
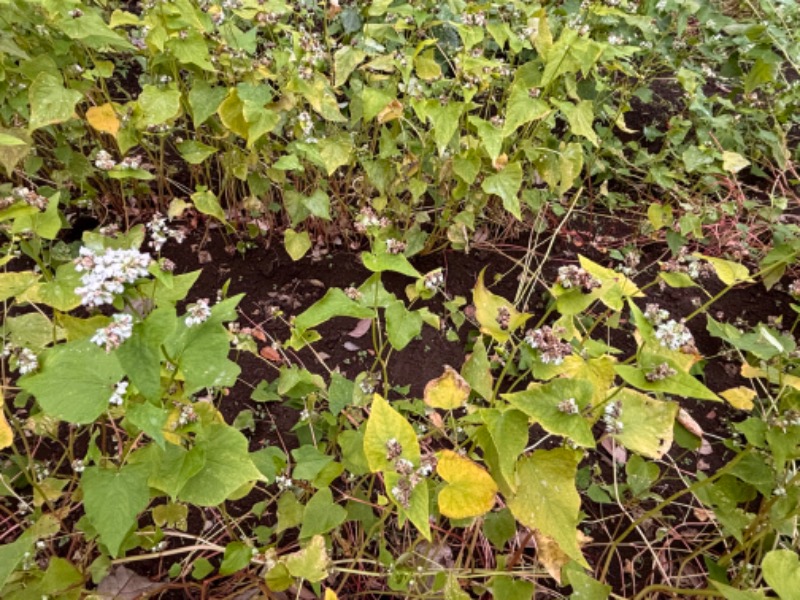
[0, 0, 799, 597]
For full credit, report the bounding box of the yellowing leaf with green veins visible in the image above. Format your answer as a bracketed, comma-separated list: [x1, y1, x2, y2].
[473, 269, 530, 343]
[696, 254, 752, 286]
[610, 388, 679, 459]
[720, 387, 756, 411]
[437, 450, 497, 519]
[508, 448, 587, 566]
[285, 535, 329, 583]
[424, 366, 470, 410]
[414, 49, 441, 81]
[86, 103, 120, 137]
[364, 394, 420, 472]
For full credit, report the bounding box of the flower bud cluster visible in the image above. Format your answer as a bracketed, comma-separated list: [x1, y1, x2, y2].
[385, 438, 434, 509]
[74, 247, 152, 307]
[603, 401, 624, 434]
[4, 345, 39, 375]
[524, 326, 572, 365]
[91, 313, 134, 352]
[556, 265, 600, 292]
[109, 380, 128, 405]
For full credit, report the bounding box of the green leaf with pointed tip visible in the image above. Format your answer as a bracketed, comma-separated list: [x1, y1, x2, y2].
[502, 86, 550, 136]
[491, 575, 535, 600]
[177, 140, 217, 165]
[364, 394, 420, 472]
[117, 307, 176, 401]
[709, 582, 767, 600]
[82, 463, 150, 557]
[188, 81, 227, 128]
[482, 161, 523, 220]
[508, 448, 587, 566]
[462, 338, 493, 400]
[478, 409, 528, 496]
[137, 85, 181, 127]
[503, 379, 595, 447]
[385, 299, 423, 351]
[28, 73, 82, 131]
[469, 116, 504, 162]
[191, 188, 227, 223]
[334, 46, 366, 87]
[553, 100, 599, 147]
[26, 262, 82, 312]
[361, 252, 421, 278]
[293, 288, 374, 332]
[425, 100, 467, 155]
[578, 255, 643, 310]
[608, 388, 679, 459]
[177, 423, 265, 506]
[563, 561, 611, 599]
[0, 271, 39, 302]
[763, 549, 800, 600]
[318, 134, 354, 175]
[615, 356, 720, 402]
[20, 340, 124, 424]
[473, 269, 530, 343]
[164, 296, 242, 394]
[300, 488, 347, 539]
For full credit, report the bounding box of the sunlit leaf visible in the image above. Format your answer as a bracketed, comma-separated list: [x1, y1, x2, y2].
[364, 394, 420, 471]
[424, 366, 470, 410]
[473, 269, 530, 343]
[285, 535, 329, 583]
[762, 549, 800, 600]
[610, 388, 679, 459]
[509, 448, 587, 565]
[86, 103, 120, 137]
[720, 387, 756, 411]
[437, 450, 497, 519]
[28, 73, 82, 130]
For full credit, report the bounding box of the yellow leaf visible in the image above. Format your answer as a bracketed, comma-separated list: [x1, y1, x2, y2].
[377, 99, 403, 124]
[720, 387, 756, 411]
[473, 269, 530, 343]
[437, 450, 497, 519]
[534, 530, 570, 584]
[741, 363, 800, 390]
[696, 254, 752, 286]
[424, 366, 470, 410]
[0, 395, 12, 450]
[324, 589, 339, 600]
[86, 103, 120, 137]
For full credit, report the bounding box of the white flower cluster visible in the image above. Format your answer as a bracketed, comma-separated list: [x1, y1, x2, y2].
[17, 347, 39, 375]
[91, 313, 134, 352]
[297, 111, 314, 140]
[558, 397, 580, 415]
[655, 319, 695, 352]
[94, 150, 116, 170]
[185, 298, 212, 327]
[109, 380, 128, 405]
[275, 474, 294, 490]
[423, 269, 445, 291]
[603, 401, 623, 434]
[74, 247, 152, 307]
[11, 186, 48, 210]
[147, 212, 186, 251]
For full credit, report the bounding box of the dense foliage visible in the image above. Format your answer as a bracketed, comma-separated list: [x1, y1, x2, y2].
[1, 0, 799, 598]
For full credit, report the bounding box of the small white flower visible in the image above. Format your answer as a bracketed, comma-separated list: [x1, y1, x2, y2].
[94, 150, 117, 170]
[185, 298, 211, 327]
[18, 348, 39, 374]
[109, 380, 128, 405]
